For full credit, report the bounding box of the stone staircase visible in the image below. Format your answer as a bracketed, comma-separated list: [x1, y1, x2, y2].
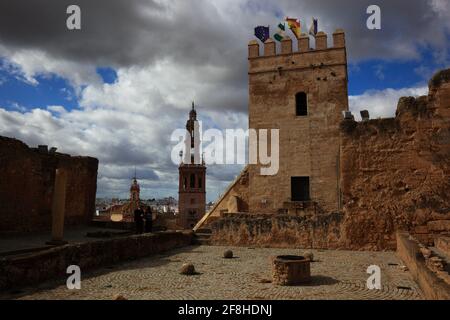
[193, 228, 212, 245]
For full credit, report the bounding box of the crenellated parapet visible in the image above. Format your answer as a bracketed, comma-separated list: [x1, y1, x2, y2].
[248, 29, 347, 74]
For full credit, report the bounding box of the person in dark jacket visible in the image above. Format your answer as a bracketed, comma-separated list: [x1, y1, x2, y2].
[134, 206, 144, 234]
[144, 206, 153, 233]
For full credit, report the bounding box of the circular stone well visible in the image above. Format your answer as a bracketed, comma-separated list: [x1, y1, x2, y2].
[272, 255, 311, 286]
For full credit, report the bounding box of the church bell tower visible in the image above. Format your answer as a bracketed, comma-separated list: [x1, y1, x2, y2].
[178, 102, 206, 229]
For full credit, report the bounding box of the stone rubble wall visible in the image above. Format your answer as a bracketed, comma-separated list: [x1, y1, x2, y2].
[0, 231, 194, 291]
[436, 236, 450, 257]
[0, 136, 98, 235]
[396, 232, 450, 300]
[340, 69, 450, 250]
[210, 213, 344, 249]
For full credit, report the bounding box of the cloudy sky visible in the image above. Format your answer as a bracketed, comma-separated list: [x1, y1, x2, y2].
[0, 0, 449, 201]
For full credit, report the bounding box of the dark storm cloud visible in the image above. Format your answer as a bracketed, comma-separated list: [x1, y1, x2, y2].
[0, 0, 162, 66]
[0, 0, 242, 67]
[276, 0, 450, 62]
[99, 166, 159, 181]
[1, 0, 449, 65]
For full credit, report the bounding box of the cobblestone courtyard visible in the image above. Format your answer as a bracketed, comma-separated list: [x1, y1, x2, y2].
[4, 245, 423, 300]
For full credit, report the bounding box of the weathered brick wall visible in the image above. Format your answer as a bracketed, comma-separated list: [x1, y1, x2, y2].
[339, 69, 450, 250]
[0, 136, 98, 234]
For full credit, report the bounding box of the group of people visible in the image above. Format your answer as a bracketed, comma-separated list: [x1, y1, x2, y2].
[134, 206, 153, 234]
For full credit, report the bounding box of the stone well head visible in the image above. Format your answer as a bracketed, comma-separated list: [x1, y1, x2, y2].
[272, 255, 311, 286]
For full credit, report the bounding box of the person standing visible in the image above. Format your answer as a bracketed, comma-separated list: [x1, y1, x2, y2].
[144, 206, 153, 233]
[134, 206, 144, 234]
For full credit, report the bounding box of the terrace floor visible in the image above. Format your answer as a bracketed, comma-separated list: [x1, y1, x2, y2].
[2, 245, 423, 300]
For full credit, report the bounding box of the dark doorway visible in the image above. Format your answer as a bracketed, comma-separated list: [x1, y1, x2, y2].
[291, 177, 310, 201]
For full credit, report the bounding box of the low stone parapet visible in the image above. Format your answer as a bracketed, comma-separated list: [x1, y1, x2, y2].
[0, 231, 193, 291]
[396, 232, 450, 300]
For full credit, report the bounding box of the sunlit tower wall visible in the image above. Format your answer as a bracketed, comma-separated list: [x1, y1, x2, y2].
[247, 30, 349, 214]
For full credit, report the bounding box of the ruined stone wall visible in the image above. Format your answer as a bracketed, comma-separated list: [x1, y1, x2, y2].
[210, 213, 343, 249]
[340, 69, 450, 250]
[0, 136, 98, 234]
[248, 30, 348, 214]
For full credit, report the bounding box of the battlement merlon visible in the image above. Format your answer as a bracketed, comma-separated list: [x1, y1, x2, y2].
[248, 29, 347, 74]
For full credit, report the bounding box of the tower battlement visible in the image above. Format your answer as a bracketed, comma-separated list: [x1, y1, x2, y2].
[248, 29, 346, 75]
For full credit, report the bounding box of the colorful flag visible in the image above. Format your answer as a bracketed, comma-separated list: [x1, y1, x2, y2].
[274, 23, 286, 42]
[286, 17, 301, 38]
[254, 26, 270, 43]
[309, 17, 318, 37]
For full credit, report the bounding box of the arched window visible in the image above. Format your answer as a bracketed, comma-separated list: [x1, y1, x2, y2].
[198, 177, 202, 189]
[190, 174, 195, 188]
[296, 92, 308, 116]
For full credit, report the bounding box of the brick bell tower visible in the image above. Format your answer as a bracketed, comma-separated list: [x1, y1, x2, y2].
[129, 171, 140, 213]
[178, 102, 206, 229]
[247, 29, 349, 214]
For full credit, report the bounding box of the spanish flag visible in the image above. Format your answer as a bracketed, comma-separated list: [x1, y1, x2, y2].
[286, 17, 301, 38]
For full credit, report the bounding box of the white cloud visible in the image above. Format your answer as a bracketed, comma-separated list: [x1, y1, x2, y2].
[349, 86, 428, 120]
[0, 46, 101, 88]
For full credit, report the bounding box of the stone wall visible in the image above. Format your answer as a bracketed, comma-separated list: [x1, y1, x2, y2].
[0, 231, 194, 291]
[436, 236, 450, 257]
[210, 213, 343, 249]
[396, 232, 450, 300]
[339, 69, 450, 250]
[0, 136, 98, 234]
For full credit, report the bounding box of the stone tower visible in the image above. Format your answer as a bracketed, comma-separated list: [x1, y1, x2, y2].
[130, 173, 140, 213]
[178, 103, 206, 229]
[247, 30, 349, 213]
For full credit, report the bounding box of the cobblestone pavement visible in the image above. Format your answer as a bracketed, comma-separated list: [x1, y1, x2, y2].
[4, 246, 423, 300]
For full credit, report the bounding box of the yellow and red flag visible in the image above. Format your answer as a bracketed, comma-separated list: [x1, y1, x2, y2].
[285, 17, 301, 38]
